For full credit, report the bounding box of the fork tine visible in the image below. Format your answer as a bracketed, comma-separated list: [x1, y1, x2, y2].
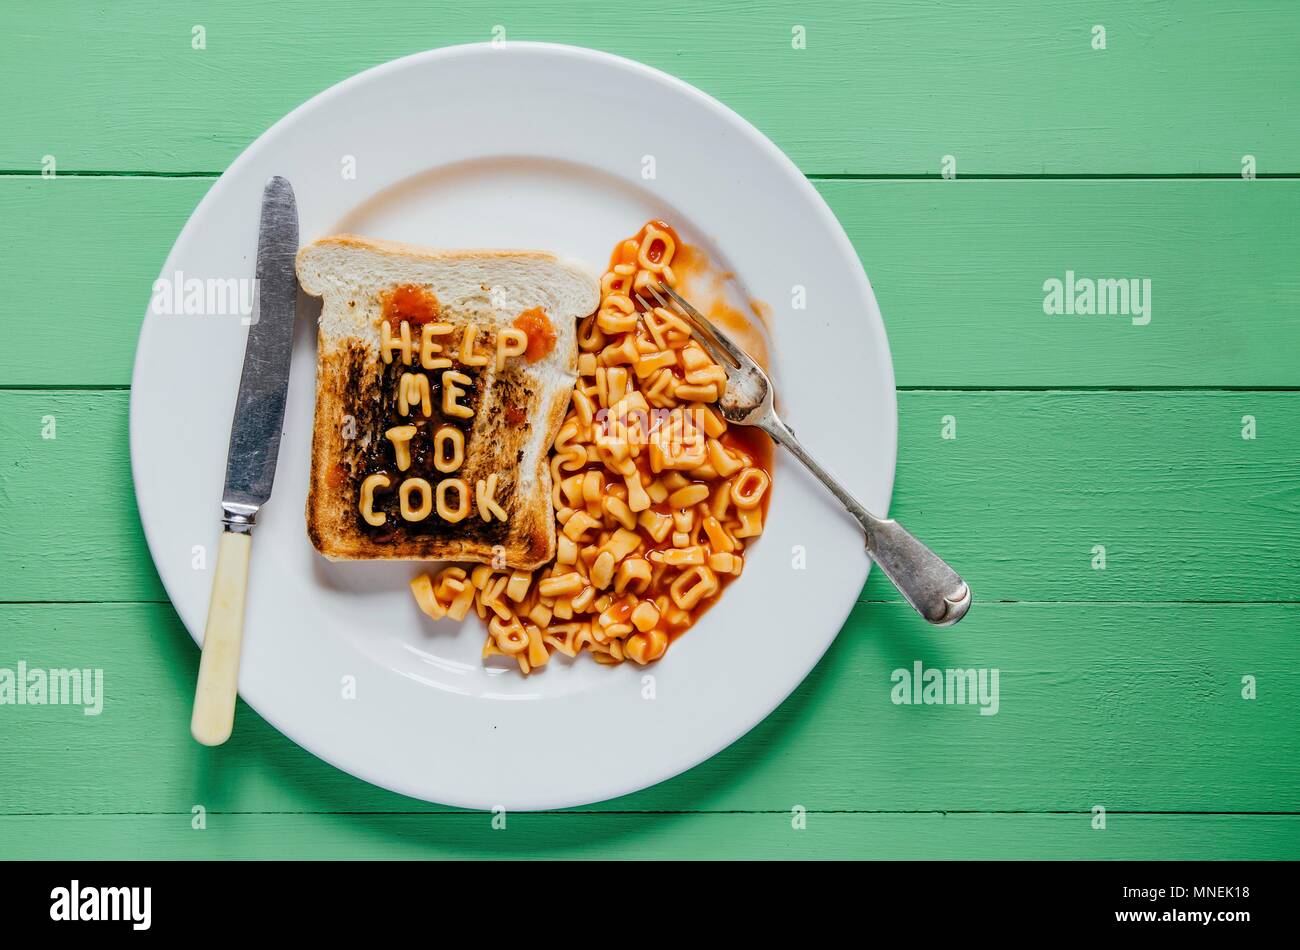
[637, 288, 733, 369]
[643, 282, 671, 308]
[636, 291, 731, 368]
[643, 283, 736, 366]
[651, 282, 752, 370]
[633, 292, 668, 343]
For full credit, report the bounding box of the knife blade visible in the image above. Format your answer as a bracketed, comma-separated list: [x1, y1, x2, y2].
[221, 175, 300, 525]
[192, 176, 299, 747]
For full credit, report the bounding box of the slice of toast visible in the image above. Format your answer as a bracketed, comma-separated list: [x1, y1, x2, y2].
[297, 235, 598, 569]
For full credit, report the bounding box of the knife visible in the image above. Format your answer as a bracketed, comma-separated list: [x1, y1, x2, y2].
[191, 176, 299, 746]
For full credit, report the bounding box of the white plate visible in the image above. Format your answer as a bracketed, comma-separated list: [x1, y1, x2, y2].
[131, 43, 897, 810]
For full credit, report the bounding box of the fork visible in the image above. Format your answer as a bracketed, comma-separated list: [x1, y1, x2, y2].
[641, 282, 972, 626]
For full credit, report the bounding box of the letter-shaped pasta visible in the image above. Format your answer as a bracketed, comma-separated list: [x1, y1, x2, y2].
[707, 438, 744, 477]
[496, 328, 528, 370]
[580, 470, 605, 505]
[525, 624, 549, 668]
[385, 424, 417, 472]
[505, 570, 532, 603]
[481, 574, 512, 620]
[602, 495, 636, 531]
[590, 551, 617, 590]
[699, 404, 727, 438]
[562, 510, 601, 541]
[656, 545, 705, 568]
[635, 349, 676, 379]
[571, 389, 596, 428]
[603, 336, 639, 368]
[398, 372, 432, 417]
[359, 473, 390, 527]
[436, 478, 470, 523]
[459, 324, 489, 367]
[624, 472, 651, 512]
[630, 600, 660, 632]
[559, 473, 586, 508]
[489, 614, 529, 654]
[577, 314, 605, 352]
[441, 370, 475, 419]
[615, 557, 651, 594]
[601, 528, 642, 563]
[399, 477, 433, 521]
[637, 509, 673, 544]
[708, 552, 744, 575]
[625, 629, 668, 664]
[730, 467, 770, 509]
[553, 419, 587, 471]
[637, 223, 676, 274]
[432, 425, 465, 473]
[539, 572, 583, 598]
[476, 472, 508, 522]
[410, 574, 446, 619]
[420, 323, 454, 370]
[570, 585, 596, 613]
[380, 319, 413, 364]
[732, 505, 763, 539]
[668, 482, 710, 509]
[597, 294, 638, 335]
[437, 566, 476, 621]
[703, 515, 735, 553]
[669, 565, 719, 610]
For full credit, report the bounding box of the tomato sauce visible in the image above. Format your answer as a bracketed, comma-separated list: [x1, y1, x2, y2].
[513, 307, 556, 362]
[381, 284, 441, 330]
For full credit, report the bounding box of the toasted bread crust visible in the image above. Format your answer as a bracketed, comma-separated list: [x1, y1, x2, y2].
[303, 233, 566, 265]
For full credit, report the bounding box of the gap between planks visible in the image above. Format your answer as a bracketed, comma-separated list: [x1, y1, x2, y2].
[3, 170, 1299, 182]
[4, 809, 1299, 817]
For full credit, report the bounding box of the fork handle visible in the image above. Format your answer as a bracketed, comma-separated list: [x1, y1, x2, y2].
[761, 414, 972, 626]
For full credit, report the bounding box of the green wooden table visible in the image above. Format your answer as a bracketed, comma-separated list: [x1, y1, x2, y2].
[3, 1, 1297, 860]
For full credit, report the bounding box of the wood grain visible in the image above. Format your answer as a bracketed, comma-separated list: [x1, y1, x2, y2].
[3, 390, 1295, 604]
[3, 178, 1297, 387]
[3, 1, 1297, 176]
[1, 813, 1294, 861]
[1, 602, 1295, 816]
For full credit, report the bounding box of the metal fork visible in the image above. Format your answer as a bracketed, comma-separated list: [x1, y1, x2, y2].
[641, 282, 971, 626]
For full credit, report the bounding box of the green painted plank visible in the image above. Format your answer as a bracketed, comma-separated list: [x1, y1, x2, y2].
[0, 392, 161, 602]
[4, 1, 1297, 176]
[826, 179, 1300, 389]
[3, 390, 1296, 604]
[1, 603, 1295, 815]
[877, 389, 1300, 605]
[3, 178, 1298, 387]
[1, 812, 1294, 860]
[0, 179, 203, 388]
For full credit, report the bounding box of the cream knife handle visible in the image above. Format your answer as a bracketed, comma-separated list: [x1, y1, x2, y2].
[191, 530, 253, 746]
